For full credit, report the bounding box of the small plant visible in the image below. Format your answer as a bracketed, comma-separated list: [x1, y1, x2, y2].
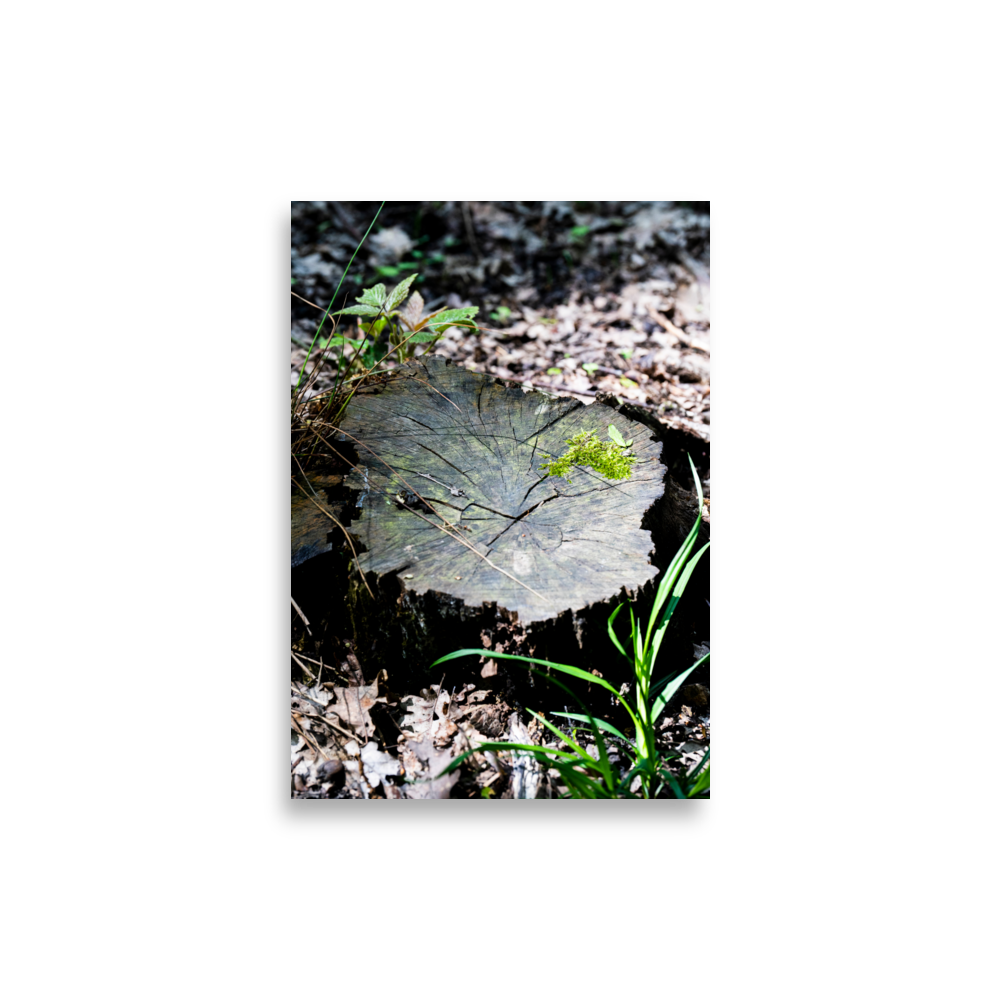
[489, 305, 513, 325]
[315, 330, 379, 375]
[293, 203, 385, 396]
[331, 273, 479, 367]
[538, 424, 635, 483]
[432, 456, 710, 799]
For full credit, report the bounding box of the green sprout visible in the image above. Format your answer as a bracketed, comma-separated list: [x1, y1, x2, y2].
[330, 272, 479, 368]
[538, 424, 635, 483]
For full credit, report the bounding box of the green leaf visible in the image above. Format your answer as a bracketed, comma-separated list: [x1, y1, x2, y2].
[385, 272, 419, 312]
[546, 367, 562, 376]
[359, 317, 387, 337]
[358, 284, 387, 308]
[408, 331, 440, 343]
[582, 363, 599, 375]
[330, 304, 382, 317]
[608, 424, 626, 447]
[319, 335, 365, 350]
[423, 306, 479, 330]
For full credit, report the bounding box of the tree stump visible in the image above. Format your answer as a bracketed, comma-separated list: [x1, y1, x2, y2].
[335, 357, 695, 692]
[291, 474, 343, 568]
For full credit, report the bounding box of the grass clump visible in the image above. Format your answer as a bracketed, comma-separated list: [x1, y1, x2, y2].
[432, 456, 710, 799]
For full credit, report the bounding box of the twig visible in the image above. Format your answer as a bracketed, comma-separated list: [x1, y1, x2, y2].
[291, 289, 327, 312]
[291, 596, 312, 635]
[291, 713, 330, 761]
[416, 472, 466, 497]
[291, 700, 361, 744]
[291, 649, 315, 681]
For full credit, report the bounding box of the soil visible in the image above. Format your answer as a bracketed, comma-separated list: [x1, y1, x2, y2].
[291, 201, 710, 799]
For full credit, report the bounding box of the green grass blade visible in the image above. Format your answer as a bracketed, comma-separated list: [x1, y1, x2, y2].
[550, 712, 630, 742]
[645, 523, 701, 656]
[607, 603, 630, 661]
[630, 605, 644, 666]
[433, 742, 582, 779]
[432, 648, 642, 738]
[687, 747, 710, 779]
[530, 708, 616, 791]
[617, 760, 655, 798]
[648, 541, 709, 671]
[650, 653, 709, 723]
[526, 709, 592, 762]
[431, 648, 624, 702]
[662, 768, 687, 799]
[686, 763, 710, 798]
[644, 457, 705, 656]
[433, 648, 571, 671]
[669, 537, 711, 606]
[555, 763, 611, 798]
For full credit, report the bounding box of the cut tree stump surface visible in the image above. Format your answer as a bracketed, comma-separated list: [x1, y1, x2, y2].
[338, 357, 665, 625]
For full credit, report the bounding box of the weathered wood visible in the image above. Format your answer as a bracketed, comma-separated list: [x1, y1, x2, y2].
[331, 357, 684, 687]
[339, 358, 664, 617]
[291, 474, 343, 568]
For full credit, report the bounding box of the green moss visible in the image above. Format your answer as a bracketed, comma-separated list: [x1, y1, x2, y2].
[539, 429, 636, 484]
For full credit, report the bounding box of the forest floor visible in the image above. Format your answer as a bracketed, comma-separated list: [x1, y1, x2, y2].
[291, 201, 710, 798]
